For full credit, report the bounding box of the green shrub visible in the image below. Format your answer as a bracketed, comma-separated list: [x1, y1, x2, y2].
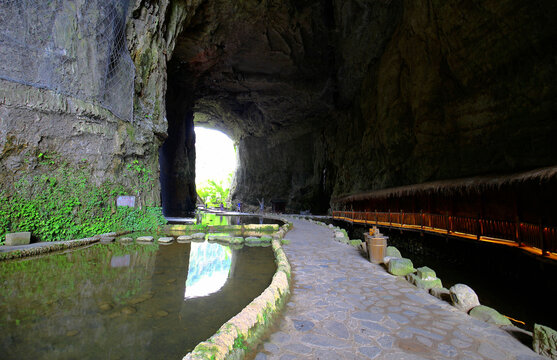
[0, 156, 166, 244]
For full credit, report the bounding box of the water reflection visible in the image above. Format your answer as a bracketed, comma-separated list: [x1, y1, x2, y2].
[184, 242, 232, 299]
[110, 254, 130, 268]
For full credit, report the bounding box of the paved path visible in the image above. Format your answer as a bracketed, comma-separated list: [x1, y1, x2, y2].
[254, 218, 542, 360]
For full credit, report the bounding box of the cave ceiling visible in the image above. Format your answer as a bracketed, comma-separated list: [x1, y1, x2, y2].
[168, 0, 335, 139]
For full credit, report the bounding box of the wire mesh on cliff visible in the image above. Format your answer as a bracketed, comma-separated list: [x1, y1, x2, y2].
[0, 0, 134, 122]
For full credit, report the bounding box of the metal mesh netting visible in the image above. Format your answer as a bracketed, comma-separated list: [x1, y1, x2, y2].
[0, 0, 134, 122]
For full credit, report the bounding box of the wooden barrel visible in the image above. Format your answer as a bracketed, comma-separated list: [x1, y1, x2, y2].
[366, 235, 387, 264]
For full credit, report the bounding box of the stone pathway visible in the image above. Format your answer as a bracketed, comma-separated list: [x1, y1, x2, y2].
[254, 218, 543, 360]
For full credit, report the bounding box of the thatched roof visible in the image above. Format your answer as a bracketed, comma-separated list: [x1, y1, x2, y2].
[332, 166, 557, 204]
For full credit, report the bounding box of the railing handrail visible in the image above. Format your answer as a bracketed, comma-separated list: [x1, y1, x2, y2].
[332, 210, 556, 257]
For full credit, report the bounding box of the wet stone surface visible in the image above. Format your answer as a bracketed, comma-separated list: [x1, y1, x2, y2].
[254, 218, 543, 359]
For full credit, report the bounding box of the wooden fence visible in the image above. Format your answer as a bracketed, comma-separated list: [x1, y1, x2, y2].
[332, 210, 556, 257]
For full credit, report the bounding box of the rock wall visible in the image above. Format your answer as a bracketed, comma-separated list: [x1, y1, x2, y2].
[2, 0, 555, 215]
[0, 0, 200, 208]
[327, 0, 557, 198]
[233, 129, 331, 213]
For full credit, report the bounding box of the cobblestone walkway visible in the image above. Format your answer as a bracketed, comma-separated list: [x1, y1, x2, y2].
[254, 218, 542, 360]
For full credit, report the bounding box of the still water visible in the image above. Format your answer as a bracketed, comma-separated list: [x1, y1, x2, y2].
[0, 240, 276, 359]
[196, 212, 283, 226]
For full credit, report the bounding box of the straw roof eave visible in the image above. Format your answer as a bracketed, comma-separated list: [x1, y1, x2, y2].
[332, 166, 557, 204]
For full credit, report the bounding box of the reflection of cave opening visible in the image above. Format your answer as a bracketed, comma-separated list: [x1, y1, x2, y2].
[184, 242, 233, 299]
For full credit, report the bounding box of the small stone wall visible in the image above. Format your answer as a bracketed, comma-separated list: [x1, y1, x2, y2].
[0, 232, 128, 261]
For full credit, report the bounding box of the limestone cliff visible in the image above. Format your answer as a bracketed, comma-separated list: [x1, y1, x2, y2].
[1, 0, 555, 216]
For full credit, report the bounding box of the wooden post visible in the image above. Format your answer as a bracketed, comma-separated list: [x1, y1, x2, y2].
[476, 216, 481, 241]
[420, 210, 424, 230]
[540, 221, 547, 256]
[388, 209, 392, 227]
[445, 212, 450, 235]
[515, 216, 522, 247]
[375, 209, 378, 225]
[400, 209, 404, 233]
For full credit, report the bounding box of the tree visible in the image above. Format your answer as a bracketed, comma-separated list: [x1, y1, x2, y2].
[197, 175, 232, 208]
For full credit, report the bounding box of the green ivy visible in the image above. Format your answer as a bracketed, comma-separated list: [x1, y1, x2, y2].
[0, 156, 166, 244]
[233, 334, 248, 350]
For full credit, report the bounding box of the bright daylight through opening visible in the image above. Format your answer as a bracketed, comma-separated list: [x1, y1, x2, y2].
[195, 127, 237, 209]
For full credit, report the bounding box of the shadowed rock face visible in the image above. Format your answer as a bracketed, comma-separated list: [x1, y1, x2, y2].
[162, 0, 556, 214]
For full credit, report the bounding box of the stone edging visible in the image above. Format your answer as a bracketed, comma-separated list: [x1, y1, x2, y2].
[0, 232, 128, 261]
[183, 219, 293, 360]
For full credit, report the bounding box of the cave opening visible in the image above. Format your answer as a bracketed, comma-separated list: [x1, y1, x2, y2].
[194, 126, 237, 208]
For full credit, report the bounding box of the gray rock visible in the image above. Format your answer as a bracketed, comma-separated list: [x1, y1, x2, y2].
[157, 236, 174, 244]
[231, 237, 244, 245]
[450, 284, 480, 312]
[118, 237, 133, 243]
[100, 236, 115, 243]
[416, 266, 436, 280]
[385, 246, 401, 258]
[533, 324, 557, 359]
[260, 235, 272, 243]
[136, 236, 154, 243]
[469, 305, 512, 326]
[245, 236, 262, 244]
[383, 256, 398, 265]
[406, 268, 442, 290]
[191, 233, 206, 240]
[387, 258, 415, 276]
[177, 235, 193, 243]
[429, 287, 452, 302]
[5, 232, 31, 246]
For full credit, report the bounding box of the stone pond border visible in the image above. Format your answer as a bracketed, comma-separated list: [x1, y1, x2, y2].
[0, 231, 129, 261]
[183, 218, 293, 360]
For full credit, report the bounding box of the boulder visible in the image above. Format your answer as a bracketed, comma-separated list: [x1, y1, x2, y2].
[191, 233, 206, 241]
[230, 237, 244, 245]
[350, 239, 362, 248]
[260, 235, 272, 243]
[385, 246, 401, 258]
[382, 256, 398, 265]
[469, 305, 511, 326]
[118, 237, 133, 243]
[100, 236, 115, 243]
[5, 232, 31, 246]
[406, 272, 442, 291]
[136, 236, 154, 243]
[245, 236, 262, 244]
[416, 266, 436, 280]
[429, 287, 452, 302]
[450, 284, 480, 312]
[387, 258, 415, 276]
[158, 236, 174, 244]
[533, 324, 557, 359]
[177, 235, 193, 243]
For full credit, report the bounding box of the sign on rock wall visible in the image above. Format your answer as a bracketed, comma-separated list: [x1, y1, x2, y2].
[116, 196, 136, 208]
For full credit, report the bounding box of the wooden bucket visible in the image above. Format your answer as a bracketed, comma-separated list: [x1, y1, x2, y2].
[366, 235, 387, 264]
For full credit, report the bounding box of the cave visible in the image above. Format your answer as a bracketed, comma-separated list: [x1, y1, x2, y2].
[1, 0, 556, 224]
[157, 0, 557, 224]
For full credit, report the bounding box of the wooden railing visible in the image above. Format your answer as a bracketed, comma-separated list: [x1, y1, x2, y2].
[332, 210, 557, 257]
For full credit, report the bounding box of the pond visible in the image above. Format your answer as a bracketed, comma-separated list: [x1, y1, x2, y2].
[196, 212, 284, 226]
[0, 239, 276, 359]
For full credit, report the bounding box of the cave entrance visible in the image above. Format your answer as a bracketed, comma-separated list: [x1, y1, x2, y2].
[195, 127, 237, 209]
